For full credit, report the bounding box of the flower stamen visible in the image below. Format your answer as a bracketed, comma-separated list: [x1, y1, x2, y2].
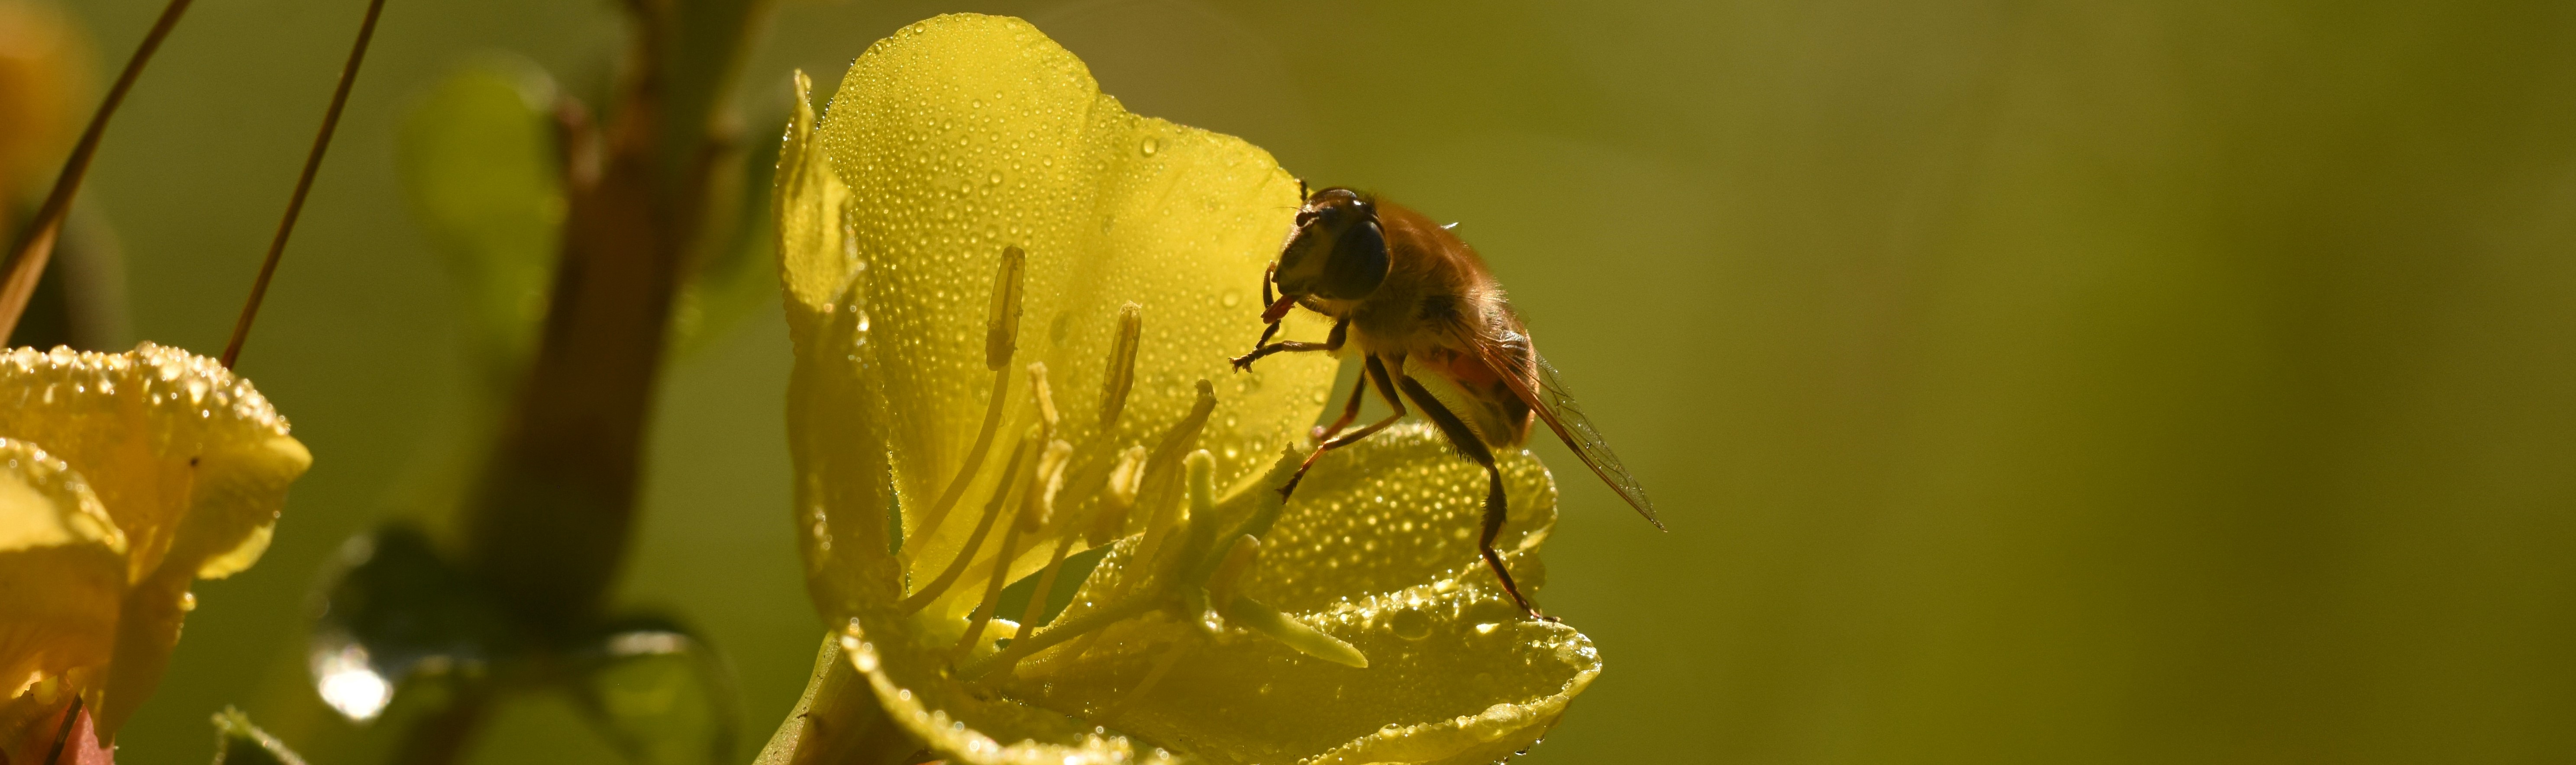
[955, 367, 1071, 658]
[956, 595, 1153, 681]
[1064, 305, 1144, 546]
[1084, 444, 1146, 546]
[901, 246, 1027, 565]
[1125, 381, 1217, 582]
[958, 386, 1219, 678]
[1018, 304, 1144, 639]
[901, 425, 1033, 614]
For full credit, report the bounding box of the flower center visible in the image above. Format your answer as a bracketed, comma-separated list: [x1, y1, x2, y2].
[873, 246, 1368, 692]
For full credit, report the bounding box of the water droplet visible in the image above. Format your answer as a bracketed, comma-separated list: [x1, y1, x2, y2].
[1141, 138, 1160, 156]
[1389, 608, 1432, 640]
[1221, 291, 1241, 308]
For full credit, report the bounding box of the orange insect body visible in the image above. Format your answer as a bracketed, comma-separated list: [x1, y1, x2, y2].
[1236, 187, 1660, 619]
[1302, 198, 1530, 442]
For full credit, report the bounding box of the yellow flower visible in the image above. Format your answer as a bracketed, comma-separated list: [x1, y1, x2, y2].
[0, 344, 310, 759]
[769, 15, 1600, 764]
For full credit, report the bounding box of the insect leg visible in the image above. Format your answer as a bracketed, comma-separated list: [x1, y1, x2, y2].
[1278, 355, 1405, 498]
[1395, 373, 1549, 621]
[1313, 367, 1370, 441]
[1229, 316, 1347, 372]
[1252, 262, 1282, 348]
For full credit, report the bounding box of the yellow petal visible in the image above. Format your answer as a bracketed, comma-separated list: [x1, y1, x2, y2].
[794, 13, 1336, 596]
[0, 344, 305, 583]
[0, 343, 310, 736]
[777, 69, 899, 626]
[0, 438, 124, 764]
[774, 16, 1602, 765]
[1007, 571, 1595, 765]
[840, 617, 1190, 765]
[1000, 424, 1580, 764]
[1233, 422, 1557, 612]
[776, 68, 859, 333]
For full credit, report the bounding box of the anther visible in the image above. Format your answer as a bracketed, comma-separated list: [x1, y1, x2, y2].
[1009, 437, 1076, 640]
[986, 246, 1026, 370]
[1024, 302, 1138, 553]
[1026, 440, 1072, 532]
[1128, 382, 1218, 582]
[1107, 446, 1147, 506]
[1100, 303, 1142, 429]
[1085, 444, 1149, 545]
[1009, 300, 1136, 636]
[1029, 362, 1059, 430]
[1052, 382, 1220, 669]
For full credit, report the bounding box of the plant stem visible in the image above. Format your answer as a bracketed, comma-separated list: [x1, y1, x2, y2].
[462, 0, 775, 637]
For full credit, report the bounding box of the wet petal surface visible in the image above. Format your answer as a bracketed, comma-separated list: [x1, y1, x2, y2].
[0, 343, 310, 736]
[774, 15, 1603, 765]
[794, 13, 1336, 602]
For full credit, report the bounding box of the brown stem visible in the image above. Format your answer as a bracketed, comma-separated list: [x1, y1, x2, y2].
[221, 0, 389, 368]
[0, 0, 194, 342]
[462, 0, 775, 636]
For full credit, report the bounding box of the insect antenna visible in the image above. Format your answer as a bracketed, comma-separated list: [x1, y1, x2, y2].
[221, 0, 391, 368]
[0, 0, 197, 343]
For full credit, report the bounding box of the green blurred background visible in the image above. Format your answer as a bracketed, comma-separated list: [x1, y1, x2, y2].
[28, 0, 2576, 761]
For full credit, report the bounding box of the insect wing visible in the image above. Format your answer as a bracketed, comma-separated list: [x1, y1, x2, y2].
[1484, 337, 1662, 527]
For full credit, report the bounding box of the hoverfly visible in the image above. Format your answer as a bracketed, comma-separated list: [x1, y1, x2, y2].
[1231, 185, 1662, 620]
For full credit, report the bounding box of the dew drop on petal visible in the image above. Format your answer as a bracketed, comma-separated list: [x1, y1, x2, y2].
[1390, 608, 1432, 640]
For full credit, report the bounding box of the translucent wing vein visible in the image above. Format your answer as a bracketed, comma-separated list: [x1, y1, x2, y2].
[1477, 331, 1661, 527]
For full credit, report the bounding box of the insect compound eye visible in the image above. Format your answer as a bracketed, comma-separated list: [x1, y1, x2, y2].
[1318, 219, 1388, 300]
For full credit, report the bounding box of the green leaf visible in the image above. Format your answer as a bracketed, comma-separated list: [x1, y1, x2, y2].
[210, 707, 309, 765]
[396, 55, 564, 395]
